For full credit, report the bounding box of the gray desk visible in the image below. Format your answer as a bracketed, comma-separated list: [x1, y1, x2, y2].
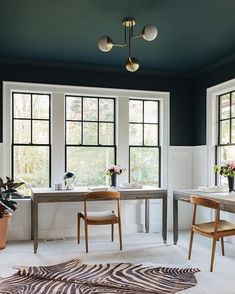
[31, 186, 168, 253]
[173, 189, 235, 244]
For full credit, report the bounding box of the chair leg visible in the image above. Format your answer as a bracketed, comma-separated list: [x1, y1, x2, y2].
[84, 222, 88, 253]
[210, 237, 217, 272]
[188, 229, 194, 260]
[118, 221, 122, 251]
[111, 224, 114, 242]
[77, 213, 80, 244]
[221, 237, 225, 256]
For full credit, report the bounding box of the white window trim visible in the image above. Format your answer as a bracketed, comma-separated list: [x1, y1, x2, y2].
[207, 78, 235, 186]
[2, 81, 170, 188]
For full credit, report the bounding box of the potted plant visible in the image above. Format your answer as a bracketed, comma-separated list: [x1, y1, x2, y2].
[214, 161, 235, 192]
[0, 177, 24, 249]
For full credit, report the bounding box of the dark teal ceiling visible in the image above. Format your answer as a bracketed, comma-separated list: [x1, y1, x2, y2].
[1, 0, 235, 73]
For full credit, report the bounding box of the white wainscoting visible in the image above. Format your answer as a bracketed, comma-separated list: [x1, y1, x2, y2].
[0, 143, 3, 178]
[5, 145, 209, 241]
[168, 146, 194, 231]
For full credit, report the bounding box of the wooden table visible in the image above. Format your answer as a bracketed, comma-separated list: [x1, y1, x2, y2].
[173, 189, 235, 244]
[31, 186, 168, 253]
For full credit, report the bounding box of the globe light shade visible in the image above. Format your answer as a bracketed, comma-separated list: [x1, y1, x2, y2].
[142, 25, 158, 41]
[126, 57, 140, 72]
[98, 36, 113, 52]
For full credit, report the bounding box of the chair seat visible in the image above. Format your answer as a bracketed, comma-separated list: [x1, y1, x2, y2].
[80, 211, 119, 224]
[193, 220, 235, 235]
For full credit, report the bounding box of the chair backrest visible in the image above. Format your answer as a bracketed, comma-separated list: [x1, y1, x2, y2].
[83, 190, 121, 220]
[190, 195, 220, 229]
[84, 190, 120, 201]
[190, 196, 220, 209]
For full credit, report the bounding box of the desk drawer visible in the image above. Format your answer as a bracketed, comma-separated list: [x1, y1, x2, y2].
[122, 194, 164, 200]
[222, 204, 235, 213]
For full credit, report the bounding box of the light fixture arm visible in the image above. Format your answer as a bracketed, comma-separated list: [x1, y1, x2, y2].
[132, 34, 143, 39]
[128, 21, 131, 58]
[112, 25, 127, 47]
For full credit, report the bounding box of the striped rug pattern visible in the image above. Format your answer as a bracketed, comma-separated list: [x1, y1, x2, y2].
[0, 259, 200, 293]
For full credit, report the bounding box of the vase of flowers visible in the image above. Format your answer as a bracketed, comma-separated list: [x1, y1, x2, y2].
[106, 165, 125, 187]
[214, 161, 235, 192]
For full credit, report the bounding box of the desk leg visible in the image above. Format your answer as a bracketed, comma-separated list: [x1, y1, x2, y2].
[31, 200, 34, 240]
[162, 195, 167, 243]
[32, 198, 39, 254]
[145, 199, 150, 233]
[173, 196, 178, 245]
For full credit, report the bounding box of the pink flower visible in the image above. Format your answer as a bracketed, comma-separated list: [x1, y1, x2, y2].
[229, 162, 235, 171]
[106, 165, 125, 175]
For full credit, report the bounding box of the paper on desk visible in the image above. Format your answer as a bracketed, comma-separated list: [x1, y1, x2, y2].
[198, 186, 228, 193]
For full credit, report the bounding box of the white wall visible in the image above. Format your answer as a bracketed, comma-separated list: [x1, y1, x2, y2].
[5, 145, 208, 241]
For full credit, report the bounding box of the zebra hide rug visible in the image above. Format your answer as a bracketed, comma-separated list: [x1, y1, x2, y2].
[0, 259, 200, 293]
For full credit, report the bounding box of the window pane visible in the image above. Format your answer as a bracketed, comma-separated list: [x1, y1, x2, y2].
[232, 119, 235, 143]
[13, 93, 31, 118]
[232, 92, 235, 117]
[129, 100, 143, 122]
[32, 94, 49, 119]
[130, 147, 159, 185]
[67, 147, 114, 186]
[83, 122, 97, 144]
[218, 145, 235, 185]
[144, 101, 158, 123]
[66, 122, 81, 144]
[14, 120, 31, 143]
[83, 98, 98, 121]
[220, 145, 235, 163]
[32, 121, 49, 144]
[99, 99, 114, 121]
[14, 146, 49, 195]
[144, 124, 158, 145]
[66, 96, 81, 120]
[220, 120, 230, 144]
[129, 124, 142, 145]
[99, 123, 114, 145]
[220, 94, 230, 120]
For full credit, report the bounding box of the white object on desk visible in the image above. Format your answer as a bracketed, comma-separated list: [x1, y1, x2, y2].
[55, 183, 63, 190]
[197, 186, 228, 193]
[88, 187, 109, 192]
[119, 183, 143, 189]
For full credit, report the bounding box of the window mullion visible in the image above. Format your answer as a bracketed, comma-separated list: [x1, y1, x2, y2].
[51, 92, 65, 186]
[117, 96, 129, 184]
[142, 100, 145, 146]
[230, 92, 232, 143]
[97, 98, 100, 145]
[30, 94, 33, 144]
[81, 97, 84, 145]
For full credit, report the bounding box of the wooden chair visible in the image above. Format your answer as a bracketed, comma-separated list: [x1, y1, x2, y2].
[77, 190, 122, 253]
[188, 195, 235, 272]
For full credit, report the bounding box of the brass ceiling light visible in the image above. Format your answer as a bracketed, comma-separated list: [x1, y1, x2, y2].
[98, 18, 158, 72]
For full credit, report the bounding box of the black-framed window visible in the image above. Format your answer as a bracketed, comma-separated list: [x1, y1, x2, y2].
[12, 92, 51, 194]
[65, 96, 116, 186]
[129, 99, 160, 186]
[216, 90, 235, 184]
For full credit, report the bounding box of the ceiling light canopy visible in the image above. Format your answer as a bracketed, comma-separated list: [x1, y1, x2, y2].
[97, 18, 158, 72]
